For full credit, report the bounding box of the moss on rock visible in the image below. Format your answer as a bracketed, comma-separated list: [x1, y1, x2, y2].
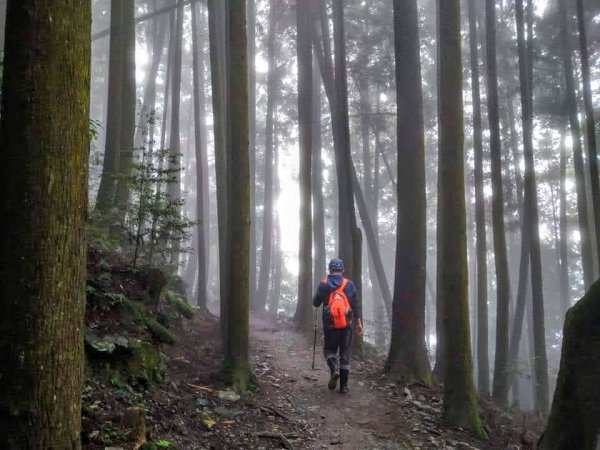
[165, 290, 195, 319]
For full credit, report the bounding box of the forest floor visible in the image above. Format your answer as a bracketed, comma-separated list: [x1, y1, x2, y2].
[84, 303, 535, 449]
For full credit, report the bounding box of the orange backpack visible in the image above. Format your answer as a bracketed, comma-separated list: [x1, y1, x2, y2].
[325, 278, 352, 329]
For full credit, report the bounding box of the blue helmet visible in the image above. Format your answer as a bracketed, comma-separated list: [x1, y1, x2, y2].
[328, 258, 344, 271]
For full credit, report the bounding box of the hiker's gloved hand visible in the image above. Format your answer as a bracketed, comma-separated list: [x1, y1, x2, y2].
[355, 319, 364, 336]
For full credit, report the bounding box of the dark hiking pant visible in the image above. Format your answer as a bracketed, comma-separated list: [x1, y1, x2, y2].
[323, 326, 353, 372]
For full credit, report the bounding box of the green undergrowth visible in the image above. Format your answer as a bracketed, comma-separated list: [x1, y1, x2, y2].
[84, 245, 196, 392]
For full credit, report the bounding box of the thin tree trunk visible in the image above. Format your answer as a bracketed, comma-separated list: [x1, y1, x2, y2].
[168, 0, 184, 266]
[576, 0, 600, 272]
[247, 0, 258, 308]
[95, 0, 124, 216]
[559, 131, 570, 314]
[437, 0, 483, 434]
[515, 0, 549, 413]
[192, 0, 208, 310]
[114, 0, 136, 224]
[208, 0, 229, 338]
[486, 0, 511, 407]
[0, 0, 90, 445]
[256, 0, 279, 310]
[135, 0, 168, 150]
[312, 53, 326, 287]
[331, 0, 359, 280]
[385, 0, 430, 382]
[559, 0, 594, 288]
[467, 0, 489, 396]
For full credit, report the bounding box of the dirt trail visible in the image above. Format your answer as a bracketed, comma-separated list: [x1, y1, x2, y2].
[250, 314, 402, 449]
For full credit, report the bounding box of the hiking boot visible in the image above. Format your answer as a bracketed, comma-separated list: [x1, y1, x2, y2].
[339, 369, 349, 394]
[326, 357, 339, 390]
[328, 371, 340, 390]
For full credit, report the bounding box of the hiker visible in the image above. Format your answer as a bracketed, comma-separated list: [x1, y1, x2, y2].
[313, 258, 363, 393]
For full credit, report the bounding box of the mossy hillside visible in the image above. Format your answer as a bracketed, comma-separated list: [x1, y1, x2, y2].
[84, 245, 195, 392]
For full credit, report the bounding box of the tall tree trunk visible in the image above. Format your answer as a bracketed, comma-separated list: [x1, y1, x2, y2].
[135, 0, 168, 150]
[515, 0, 549, 413]
[256, 0, 279, 311]
[247, 0, 258, 308]
[467, 0, 489, 396]
[385, 0, 430, 382]
[486, 0, 511, 407]
[223, 0, 253, 390]
[331, 0, 359, 281]
[0, 0, 90, 446]
[168, 0, 184, 266]
[192, 0, 208, 310]
[312, 53, 326, 287]
[559, 0, 594, 288]
[114, 0, 136, 224]
[436, 0, 483, 434]
[576, 0, 600, 271]
[559, 131, 570, 314]
[96, 0, 124, 216]
[208, 0, 229, 338]
[372, 100, 386, 350]
[270, 132, 283, 314]
[294, 0, 313, 332]
[313, 3, 392, 322]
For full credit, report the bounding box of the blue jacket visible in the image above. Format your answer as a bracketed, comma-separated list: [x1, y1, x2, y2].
[312, 273, 362, 320]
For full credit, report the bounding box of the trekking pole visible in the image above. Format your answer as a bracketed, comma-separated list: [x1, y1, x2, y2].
[311, 307, 319, 370]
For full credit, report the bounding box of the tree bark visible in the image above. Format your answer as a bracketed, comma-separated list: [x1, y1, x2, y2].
[0, 0, 90, 446]
[114, 0, 137, 226]
[576, 0, 600, 272]
[539, 280, 600, 450]
[515, 0, 549, 413]
[208, 0, 229, 339]
[167, 0, 184, 266]
[223, 0, 253, 391]
[437, 0, 484, 435]
[312, 53, 326, 288]
[95, 0, 124, 216]
[385, 0, 430, 383]
[332, 0, 358, 280]
[256, 0, 279, 311]
[191, 0, 209, 310]
[467, 0, 489, 396]
[559, 131, 570, 315]
[559, 0, 594, 288]
[294, 0, 313, 332]
[486, 0, 511, 407]
[247, 0, 258, 308]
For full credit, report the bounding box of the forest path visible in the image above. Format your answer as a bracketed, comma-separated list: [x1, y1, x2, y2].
[249, 314, 403, 449]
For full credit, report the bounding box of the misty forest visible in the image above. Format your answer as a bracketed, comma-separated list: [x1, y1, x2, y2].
[0, 0, 599, 448]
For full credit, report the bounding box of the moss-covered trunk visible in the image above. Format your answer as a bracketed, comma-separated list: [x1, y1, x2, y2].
[0, 0, 90, 447]
[436, 0, 484, 436]
[385, 0, 430, 383]
[540, 281, 600, 450]
[223, 0, 253, 391]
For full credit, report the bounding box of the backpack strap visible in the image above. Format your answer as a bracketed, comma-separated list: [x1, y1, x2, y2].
[339, 278, 349, 291]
